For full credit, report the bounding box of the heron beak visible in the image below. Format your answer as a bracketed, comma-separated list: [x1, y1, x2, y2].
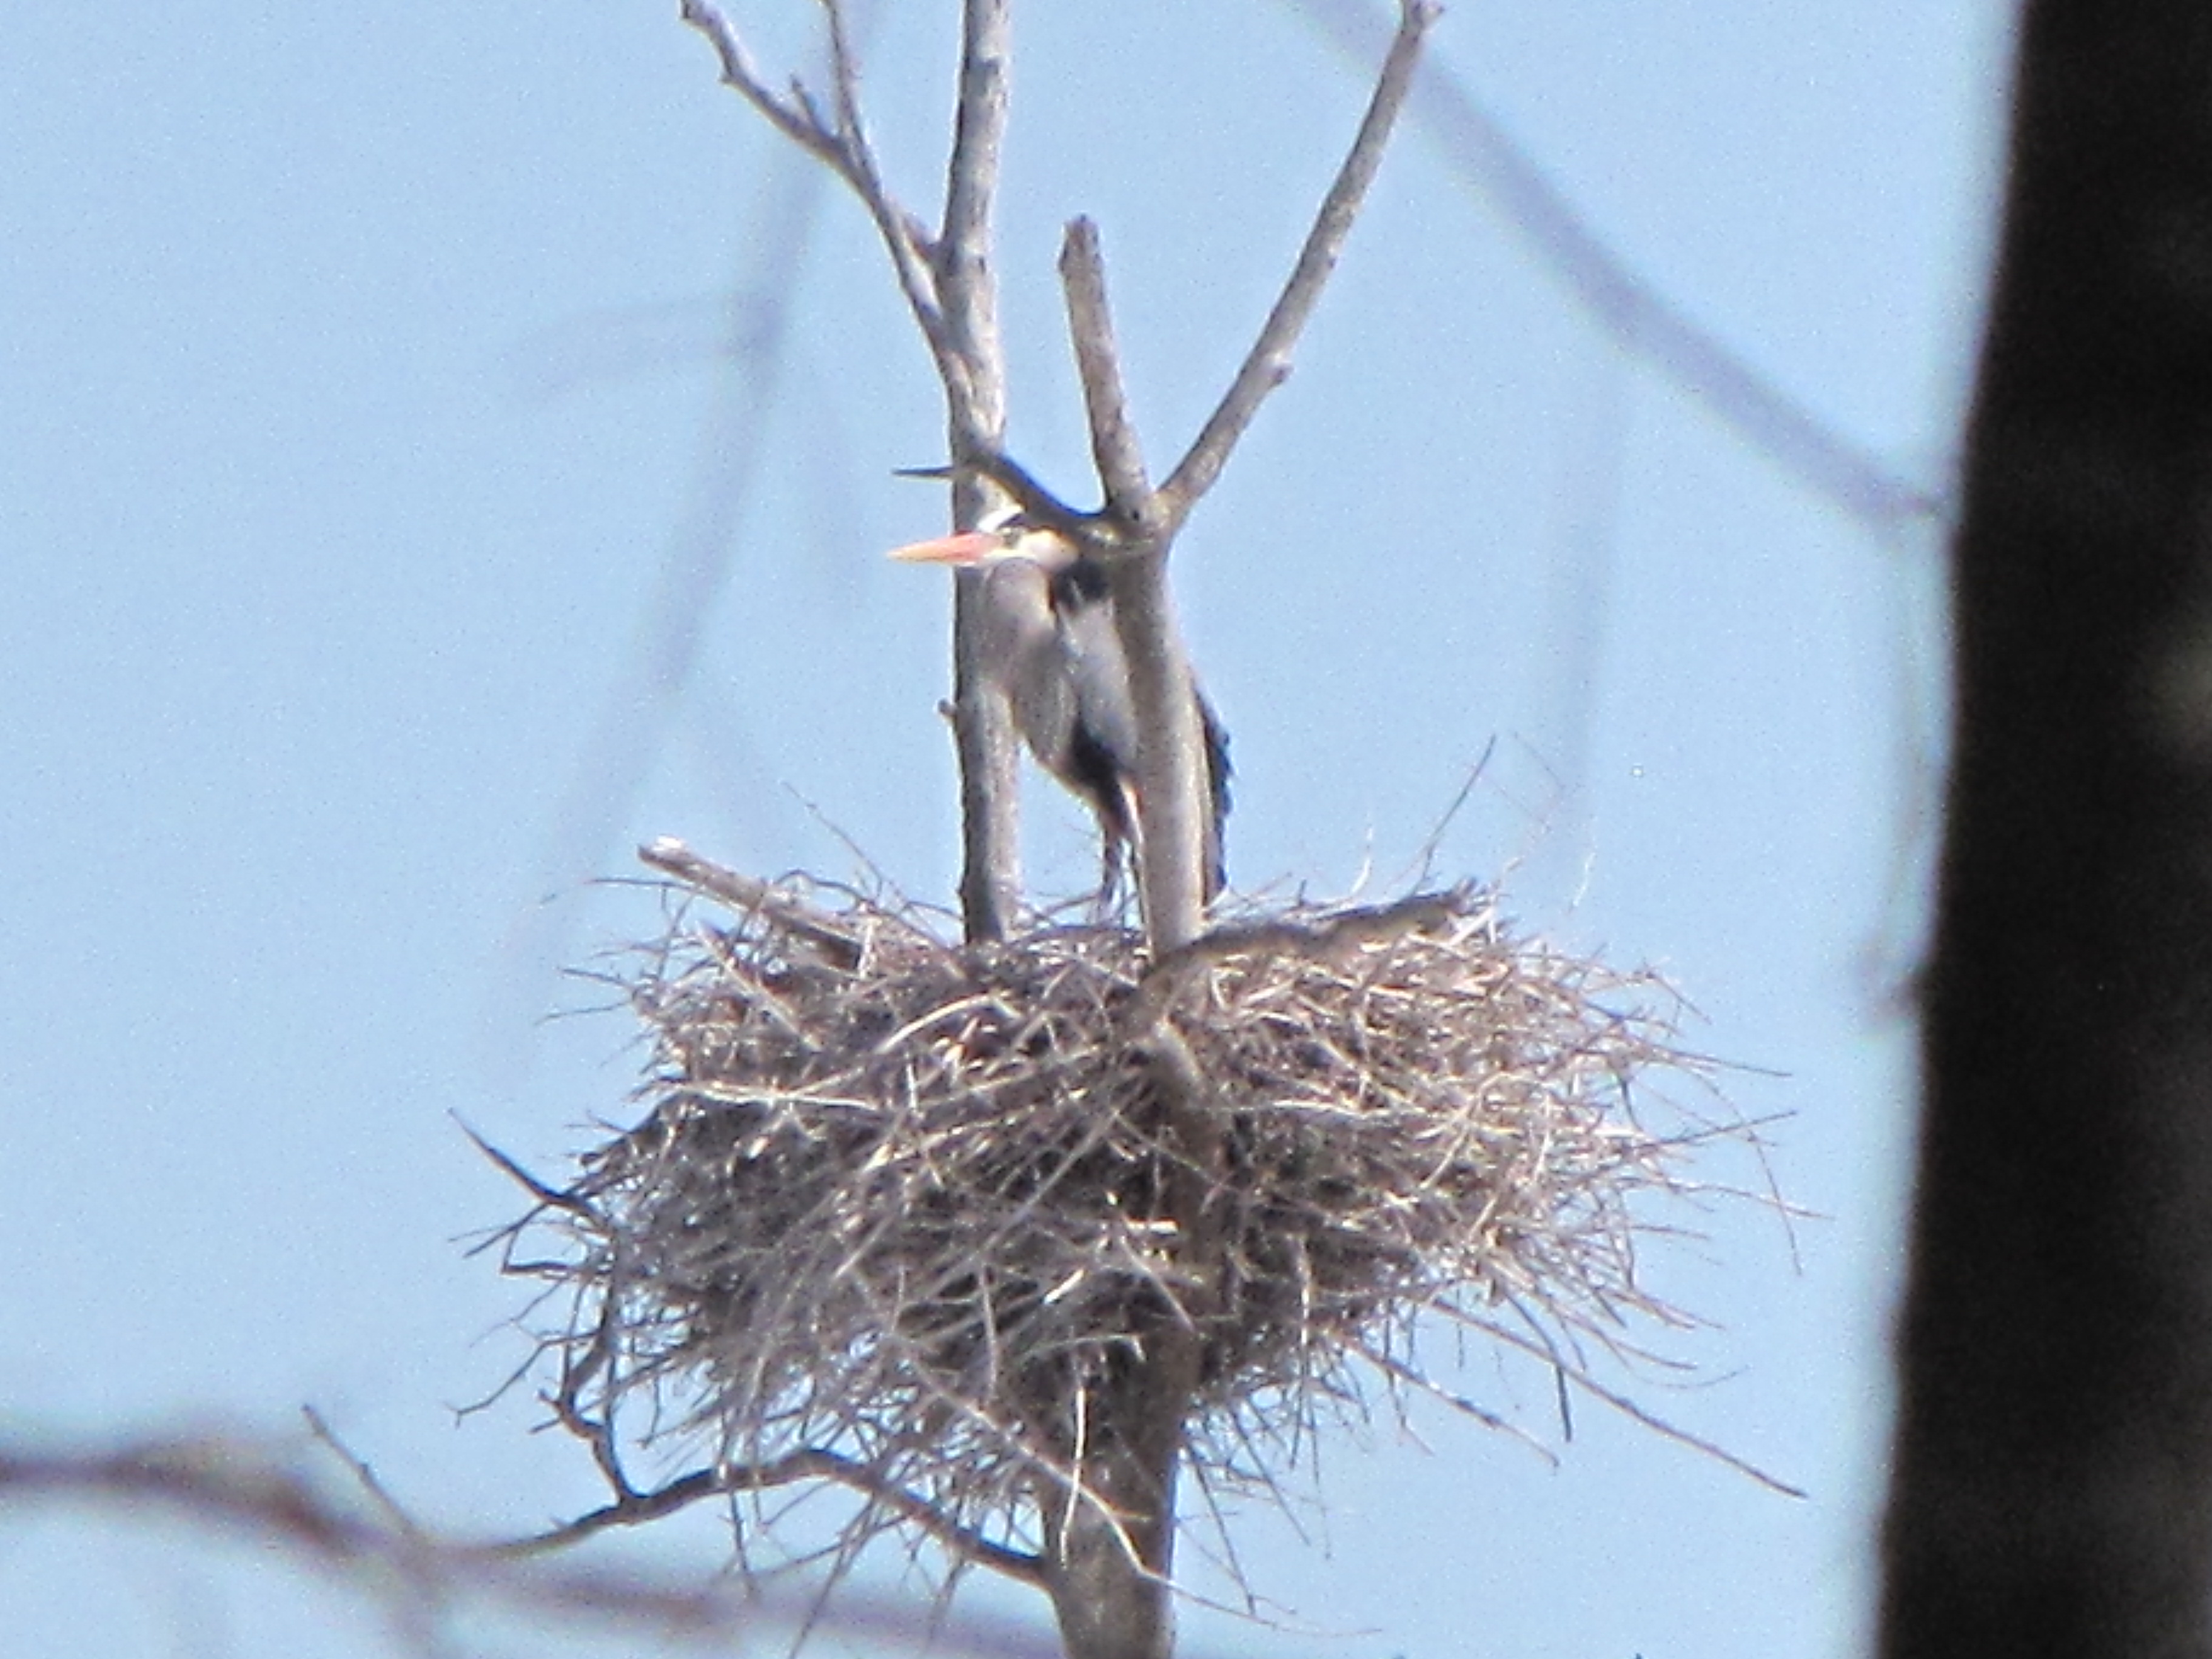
[886, 529, 1002, 566]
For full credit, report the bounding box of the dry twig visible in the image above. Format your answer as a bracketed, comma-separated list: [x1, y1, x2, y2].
[679, 0, 973, 409]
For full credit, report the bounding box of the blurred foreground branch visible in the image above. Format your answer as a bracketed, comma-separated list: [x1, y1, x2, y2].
[1882, 4, 2212, 1655]
[0, 1421, 1068, 1656]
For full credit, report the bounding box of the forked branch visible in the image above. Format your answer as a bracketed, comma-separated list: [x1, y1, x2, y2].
[679, 0, 977, 412]
[1036, 3, 1430, 948]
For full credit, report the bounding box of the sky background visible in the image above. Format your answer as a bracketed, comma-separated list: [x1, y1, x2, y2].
[2, 3, 2005, 1655]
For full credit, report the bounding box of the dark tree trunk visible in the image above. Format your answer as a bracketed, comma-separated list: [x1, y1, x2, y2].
[1882, 5, 2212, 1655]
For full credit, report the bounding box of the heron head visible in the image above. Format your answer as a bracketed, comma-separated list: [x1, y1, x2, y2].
[886, 505, 1077, 572]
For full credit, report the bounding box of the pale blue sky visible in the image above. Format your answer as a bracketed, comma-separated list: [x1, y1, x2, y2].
[2, 3, 2003, 1654]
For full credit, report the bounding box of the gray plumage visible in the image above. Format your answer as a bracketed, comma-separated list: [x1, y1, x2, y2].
[893, 511, 1230, 904]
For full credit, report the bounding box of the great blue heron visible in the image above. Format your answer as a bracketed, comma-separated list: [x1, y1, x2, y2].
[890, 508, 1230, 907]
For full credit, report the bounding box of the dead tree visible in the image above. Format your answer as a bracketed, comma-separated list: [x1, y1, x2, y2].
[675, 5, 1431, 1652]
[1882, 4, 2212, 1655]
[473, 14, 1791, 1659]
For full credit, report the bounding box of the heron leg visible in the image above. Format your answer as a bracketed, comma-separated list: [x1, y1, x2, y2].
[1093, 830, 1132, 925]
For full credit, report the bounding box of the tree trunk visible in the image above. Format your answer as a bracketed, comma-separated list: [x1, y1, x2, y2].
[942, 0, 1022, 943]
[1881, 5, 2212, 1655]
[1039, 1340, 1192, 1659]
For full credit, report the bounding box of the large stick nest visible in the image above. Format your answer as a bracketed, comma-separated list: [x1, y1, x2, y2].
[500, 840, 1754, 1576]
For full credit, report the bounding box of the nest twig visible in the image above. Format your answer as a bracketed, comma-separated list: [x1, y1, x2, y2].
[489, 838, 1775, 1591]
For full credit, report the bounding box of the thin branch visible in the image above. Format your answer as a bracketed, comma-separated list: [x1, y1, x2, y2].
[458, 1119, 594, 1215]
[1161, 883, 1472, 971]
[486, 1449, 1050, 1586]
[0, 1435, 404, 1568]
[0, 1432, 1070, 1654]
[1346, 1337, 1560, 1463]
[1435, 1307, 1808, 1498]
[679, 0, 860, 183]
[1128, 885, 1475, 1023]
[819, 0, 979, 411]
[681, 0, 974, 409]
[303, 1408, 426, 1546]
[638, 836, 868, 968]
[1057, 220, 1159, 532]
[1159, 0, 1437, 527]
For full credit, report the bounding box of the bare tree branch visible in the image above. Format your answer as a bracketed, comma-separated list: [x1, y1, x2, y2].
[639, 836, 870, 967]
[1160, 883, 1470, 969]
[679, 0, 859, 179]
[0, 1429, 1071, 1654]
[936, 0, 1025, 941]
[950, 551, 1023, 934]
[1057, 219, 1161, 532]
[817, 0, 982, 412]
[680, 0, 976, 410]
[1105, 552, 1210, 950]
[682, 1, 1029, 940]
[1041, 5, 1432, 951]
[489, 1448, 1048, 1586]
[940, 0, 1013, 455]
[1054, 220, 1212, 950]
[1427, 1309, 1808, 1498]
[1160, 0, 1436, 527]
[459, 1118, 595, 1215]
[1127, 884, 1474, 1024]
[1033, 216, 1228, 1652]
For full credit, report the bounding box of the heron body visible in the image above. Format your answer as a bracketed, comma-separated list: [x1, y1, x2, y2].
[890, 510, 1230, 906]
